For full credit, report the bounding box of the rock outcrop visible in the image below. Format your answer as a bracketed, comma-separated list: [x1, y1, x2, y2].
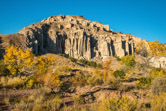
[148, 56, 166, 69]
[14, 15, 143, 60]
[4, 15, 166, 68]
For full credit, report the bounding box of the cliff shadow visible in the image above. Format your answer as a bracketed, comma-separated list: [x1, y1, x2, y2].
[111, 40, 115, 56]
[31, 24, 67, 55]
[122, 41, 128, 55]
[0, 37, 5, 59]
[129, 44, 132, 55]
[90, 37, 97, 58]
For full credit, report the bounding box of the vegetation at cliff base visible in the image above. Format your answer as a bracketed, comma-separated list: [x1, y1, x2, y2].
[1, 45, 166, 111]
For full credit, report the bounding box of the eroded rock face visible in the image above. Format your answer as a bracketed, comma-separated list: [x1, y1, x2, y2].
[148, 56, 166, 69]
[0, 15, 146, 61]
[17, 15, 145, 60]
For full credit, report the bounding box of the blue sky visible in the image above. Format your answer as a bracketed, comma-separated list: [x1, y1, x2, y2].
[0, 0, 166, 43]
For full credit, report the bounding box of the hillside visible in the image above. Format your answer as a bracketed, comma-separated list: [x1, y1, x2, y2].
[0, 51, 153, 111]
[1, 15, 166, 111]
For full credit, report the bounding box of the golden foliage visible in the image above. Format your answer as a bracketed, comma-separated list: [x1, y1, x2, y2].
[135, 41, 145, 53]
[135, 40, 166, 56]
[3, 45, 34, 75]
[98, 97, 139, 111]
[87, 69, 104, 86]
[35, 55, 61, 89]
[128, 69, 134, 75]
[36, 55, 55, 75]
[135, 41, 148, 57]
[121, 55, 136, 66]
[0, 76, 23, 88]
[151, 68, 165, 77]
[26, 79, 35, 89]
[102, 60, 111, 83]
[149, 40, 166, 56]
[150, 93, 166, 111]
[44, 72, 61, 89]
[102, 60, 111, 70]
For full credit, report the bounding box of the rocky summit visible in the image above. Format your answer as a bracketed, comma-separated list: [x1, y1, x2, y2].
[0, 15, 147, 61]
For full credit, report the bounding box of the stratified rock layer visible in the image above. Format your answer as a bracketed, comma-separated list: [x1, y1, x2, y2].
[17, 15, 143, 60]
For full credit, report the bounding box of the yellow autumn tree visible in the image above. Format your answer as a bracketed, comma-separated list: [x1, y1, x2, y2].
[35, 54, 60, 89]
[43, 72, 61, 91]
[135, 41, 148, 57]
[3, 45, 34, 76]
[149, 40, 166, 56]
[102, 60, 112, 83]
[36, 55, 55, 75]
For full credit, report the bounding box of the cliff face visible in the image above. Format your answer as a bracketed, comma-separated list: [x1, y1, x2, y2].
[16, 15, 144, 60]
[2, 15, 166, 68]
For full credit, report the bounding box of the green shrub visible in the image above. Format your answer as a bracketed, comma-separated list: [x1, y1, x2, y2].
[55, 66, 72, 73]
[87, 61, 97, 67]
[97, 64, 102, 68]
[23, 76, 39, 89]
[151, 68, 164, 76]
[78, 59, 100, 68]
[72, 71, 88, 86]
[114, 56, 121, 61]
[121, 55, 136, 66]
[79, 59, 88, 64]
[58, 54, 65, 57]
[72, 95, 85, 104]
[26, 79, 35, 89]
[113, 70, 125, 78]
[0, 60, 10, 76]
[69, 57, 77, 62]
[87, 69, 104, 86]
[136, 77, 152, 88]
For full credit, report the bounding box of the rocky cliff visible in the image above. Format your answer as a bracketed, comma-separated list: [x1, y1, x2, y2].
[0, 15, 144, 60]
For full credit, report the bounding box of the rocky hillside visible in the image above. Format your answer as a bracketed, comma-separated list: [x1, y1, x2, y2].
[0, 15, 147, 60]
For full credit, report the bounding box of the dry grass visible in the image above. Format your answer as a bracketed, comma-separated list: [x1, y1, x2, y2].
[0, 76, 23, 88]
[48, 54, 98, 75]
[2, 97, 10, 105]
[13, 87, 62, 111]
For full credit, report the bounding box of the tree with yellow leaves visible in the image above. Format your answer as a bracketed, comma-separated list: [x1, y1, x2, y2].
[149, 40, 166, 56]
[35, 54, 59, 89]
[43, 72, 61, 91]
[3, 45, 34, 76]
[35, 55, 55, 75]
[135, 41, 148, 57]
[102, 60, 112, 84]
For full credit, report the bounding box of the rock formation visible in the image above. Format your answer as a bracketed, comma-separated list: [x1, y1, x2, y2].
[7, 15, 142, 61]
[148, 56, 166, 69]
[3, 15, 166, 68]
